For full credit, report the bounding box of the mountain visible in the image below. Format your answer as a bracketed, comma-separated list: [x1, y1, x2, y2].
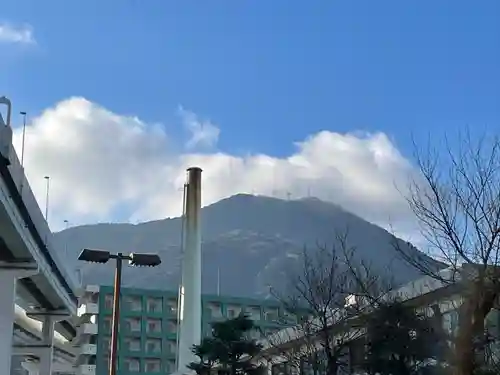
[54, 194, 438, 298]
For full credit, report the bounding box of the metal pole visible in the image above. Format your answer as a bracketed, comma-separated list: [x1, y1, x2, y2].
[20, 111, 27, 167]
[109, 254, 123, 375]
[44, 176, 50, 221]
[64, 220, 69, 260]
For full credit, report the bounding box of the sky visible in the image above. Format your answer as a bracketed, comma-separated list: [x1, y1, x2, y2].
[0, 1, 499, 238]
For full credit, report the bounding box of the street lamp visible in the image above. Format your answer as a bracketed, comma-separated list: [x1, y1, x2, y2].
[44, 176, 50, 221]
[19, 111, 27, 167]
[77, 249, 161, 375]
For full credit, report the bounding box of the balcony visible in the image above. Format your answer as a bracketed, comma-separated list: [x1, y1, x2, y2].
[80, 323, 98, 335]
[85, 285, 100, 294]
[72, 323, 99, 346]
[78, 303, 99, 316]
[77, 364, 96, 375]
[79, 343, 97, 356]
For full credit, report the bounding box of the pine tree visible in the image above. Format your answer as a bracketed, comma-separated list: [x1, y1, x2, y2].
[188, 314, 264, 375]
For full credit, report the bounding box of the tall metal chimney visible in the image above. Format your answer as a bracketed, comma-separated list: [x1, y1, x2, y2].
[177, 167, 202, 375]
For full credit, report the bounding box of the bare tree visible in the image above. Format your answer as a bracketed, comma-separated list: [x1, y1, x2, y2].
[264, 230, 389, 375]
[394, 131, 500, 375]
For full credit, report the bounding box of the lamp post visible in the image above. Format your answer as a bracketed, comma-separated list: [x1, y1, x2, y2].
[77, 248, 161, 375]
[44, 176, 50, 221]
[19, 111, 27, 167]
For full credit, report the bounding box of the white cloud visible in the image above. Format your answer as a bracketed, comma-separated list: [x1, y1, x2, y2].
[13, 97, 418, 236]
[0, 23, 35, 44]
[179, 106, 220, 149]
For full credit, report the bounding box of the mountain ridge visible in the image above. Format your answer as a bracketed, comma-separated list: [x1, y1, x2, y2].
[54, 194, 438, 298]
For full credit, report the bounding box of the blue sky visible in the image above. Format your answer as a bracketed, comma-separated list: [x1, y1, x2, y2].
[1, 1, 499, 234]
[3, 0, 499, 158]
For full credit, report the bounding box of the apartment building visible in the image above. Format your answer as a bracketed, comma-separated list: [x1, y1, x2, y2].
[75, 285, 289, 375]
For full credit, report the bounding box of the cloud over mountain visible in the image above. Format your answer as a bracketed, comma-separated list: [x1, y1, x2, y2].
[13, 97, 418, 236]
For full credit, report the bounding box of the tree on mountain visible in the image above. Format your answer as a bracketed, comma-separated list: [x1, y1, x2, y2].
[363, 301, 449, 375]
[393, 131, 500, 375]
[267, 231, 390, 375]
[188, 314, 264, 375]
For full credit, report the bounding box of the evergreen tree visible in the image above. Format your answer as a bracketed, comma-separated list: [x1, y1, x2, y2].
[188, 314, 264, 375]
[363, 302, 448, 375]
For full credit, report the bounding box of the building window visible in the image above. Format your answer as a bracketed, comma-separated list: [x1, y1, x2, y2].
[124, 296, 142, 312]
[226, 305, 241, 318]
[167, 340, 176, 354]
[125, 338, 141, 352]
[167, 320, 177, 334]
[207, 302, 223, 318]
[103, 317, 112, 332]
[147, 297, 163, 313]
[125, 357, 140, 372]
[145, 359, 161, 373]
[125, 317, 141, 332]
[166, 360, 176, 374]
[167, 299, 178, 315]
[264, 307, 279, 322]
[146, 318, 162, 333]
[104, 294, 114, 310]
[102, 337, 111, 353]
[102, 355, 109, 368]
[246, 306, 261, 320]
[146, 338, 162, 353]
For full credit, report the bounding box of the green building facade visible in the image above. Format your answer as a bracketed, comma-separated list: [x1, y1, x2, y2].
[95, 286, 288, 374]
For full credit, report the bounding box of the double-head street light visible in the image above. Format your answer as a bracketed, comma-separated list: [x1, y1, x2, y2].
[78, 248, 161, 375]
